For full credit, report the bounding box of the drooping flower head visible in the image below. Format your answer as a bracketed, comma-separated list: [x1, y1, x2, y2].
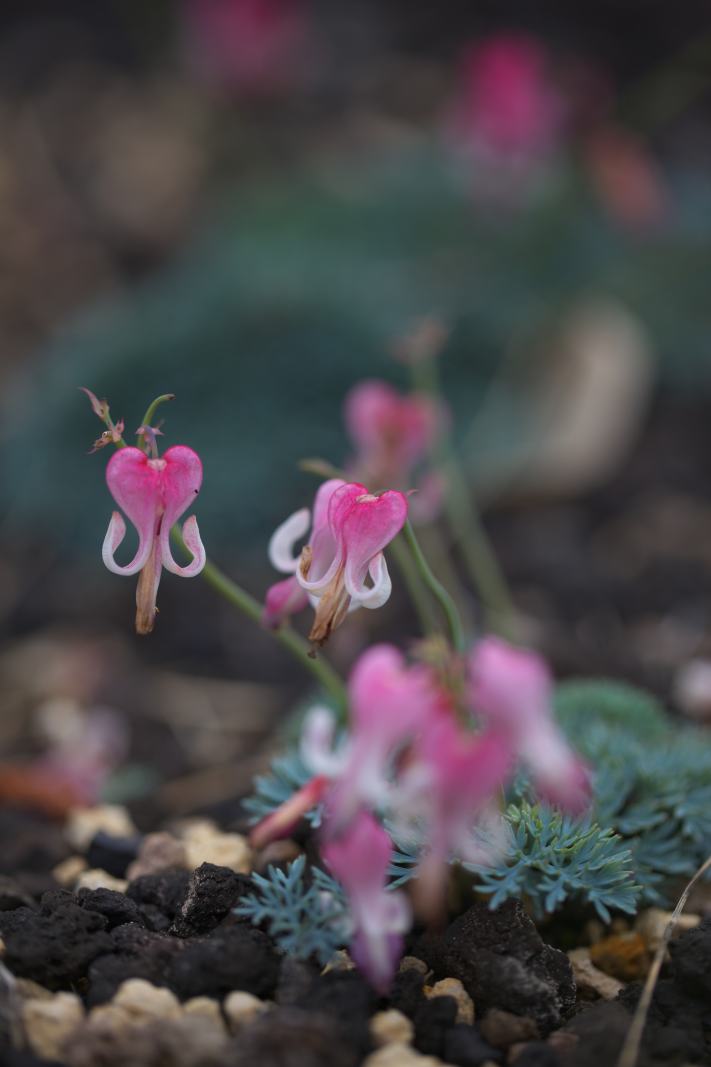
[264, 479, 408, 644]
[103, 445, 206, 634]
[468, 636, 591, 813]
[321, 811, 410, 994]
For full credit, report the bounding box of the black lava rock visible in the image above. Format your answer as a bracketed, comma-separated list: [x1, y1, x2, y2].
[389, 967, 427, 1018]
[442, 1024, 502, 1067]
[87, 923, 184, 1005]
[76, 888, 145, 930]
[230, 1006, 362, 1067]
[513, 1043, 560, 1067]
[170, 863, 253, 937]
[669, 915, 711, 1000]
[169, 924, 280, 1001]
[0, 877, 35, 912]
[272, 969, 375, 1060]
[276, 957, 321, 1006]
[413, 994, 458, 1057]
[415, 900, 576, 1034]
[0, 889, 113, 989]
[85, 831, 141, 878]
[126, 869, 190, 920]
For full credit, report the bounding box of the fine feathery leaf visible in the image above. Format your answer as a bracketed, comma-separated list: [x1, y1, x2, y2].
[235, 856, 350, 965]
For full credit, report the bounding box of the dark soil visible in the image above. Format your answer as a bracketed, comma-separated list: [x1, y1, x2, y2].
[0, 806, 708, 1067]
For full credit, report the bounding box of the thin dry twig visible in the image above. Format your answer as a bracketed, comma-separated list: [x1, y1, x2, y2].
[616, 852, 711, 1067]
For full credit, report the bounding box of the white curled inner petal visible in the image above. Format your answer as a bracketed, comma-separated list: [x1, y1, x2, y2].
[349, 552, 392, 610]
[300, 706, 349, 777]
[102, 511, 154, 576]
[268, 508, 311, 573]
[161, 515, 206, 578]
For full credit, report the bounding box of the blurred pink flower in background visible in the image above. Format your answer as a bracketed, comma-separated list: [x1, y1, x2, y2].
[182, 0, 311, 94]
[344, 380, 442, 489]
[469, 636, 591, 813]
[322, 811, 410, 994]
[447, 33, 565, 198]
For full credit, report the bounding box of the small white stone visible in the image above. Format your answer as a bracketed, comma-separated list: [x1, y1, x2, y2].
[424, 978, 474, 1025]
[223, 991, 268, 1032]
[126, 832, 188, 880]
[66, 805, 136, 851]
[183, 830, 252, 874]
[183, 996, 226, 1031]
[112, 978, 182, 1022]
[673, 658, 711, 721]
[567, 948, 624, 1000]
[52, 855, 88, 888]
[321, 949, 356, 975]
[23, 992, 84, 1060]
[75, 869, 128, 893]
[634, 907, 701, 953]
[370, 1009, 415, 1047]
[362, 1042, 450, 1066]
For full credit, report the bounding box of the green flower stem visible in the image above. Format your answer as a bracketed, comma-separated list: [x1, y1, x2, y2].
[412, 357, 517, 641]
[138, 394, 176, 449]
[170, 526, 348, 716]
[401, 519, 464, 652]
[388, 535, 439, 638]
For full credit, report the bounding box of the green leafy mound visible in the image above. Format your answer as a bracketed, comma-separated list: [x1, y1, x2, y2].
[242, 678, 711, 933]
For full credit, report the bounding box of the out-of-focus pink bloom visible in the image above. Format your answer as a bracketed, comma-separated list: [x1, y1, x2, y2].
[344, 380, 441, 489]
[36, 706, 129, 806]
[183, 0, 310, 94]
[402, 714, 512, 920]
[468, 637, 591, 813]
[451, 35, 563, 162]
[322, 811, 410, 994]
[304, 645, 436, 832]
[584, 126, 668, 230]
[250, 773, 329, 850]
[266, 479, 408, 644]
[103, 446, 206, 634]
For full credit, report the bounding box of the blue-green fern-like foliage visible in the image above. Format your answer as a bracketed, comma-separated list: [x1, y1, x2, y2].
[242, 749, 322, 828]
[243, 680, 711, 923]
[235, 855, 349, 964]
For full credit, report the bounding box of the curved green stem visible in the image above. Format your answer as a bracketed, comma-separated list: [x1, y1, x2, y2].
[388, 535, 439, 637]
[170, 526, 348, 716]
[401, 519, 464, 651]
[412, 355, 517, 641]
[138, 394, 176, 449]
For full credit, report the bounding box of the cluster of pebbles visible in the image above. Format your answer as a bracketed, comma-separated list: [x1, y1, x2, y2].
[0, 804, 708, 1067]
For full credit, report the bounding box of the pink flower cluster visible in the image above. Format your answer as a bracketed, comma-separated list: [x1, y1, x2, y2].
[253, 637, 590, 991]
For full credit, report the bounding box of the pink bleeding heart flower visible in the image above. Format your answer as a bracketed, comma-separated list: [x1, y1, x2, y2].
[103, 445, 206, 634]
[265, 479, 408, 644]
[303, 644, 437, 834]
[403, 714, 512, 921]
[263, 478, 343, 629]
[322, 811, 410, 994]
[182, 0, 310, 95]
[468, 637, 591, 814]
[344, 380, 441, 489]
[450, 34, 563, 164]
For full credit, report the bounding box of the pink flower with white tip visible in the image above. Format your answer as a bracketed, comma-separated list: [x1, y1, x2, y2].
[469, 637, 591, 814]
[302, 644, 436, 833]
[265, 479, 408, 645]
[322, 811, 410, 994]
[103, 445, 206, 634]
